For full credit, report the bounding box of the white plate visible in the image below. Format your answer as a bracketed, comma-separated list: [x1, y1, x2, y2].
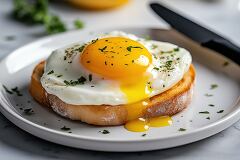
[0, 28, 239, 152]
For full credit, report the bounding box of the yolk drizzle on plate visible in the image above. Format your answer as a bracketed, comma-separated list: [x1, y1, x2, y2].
[124, 100, 172, 132]
[124, 116, 172, 132]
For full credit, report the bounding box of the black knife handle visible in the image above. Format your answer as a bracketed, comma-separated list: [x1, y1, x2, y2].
[202, 39, 240, 65]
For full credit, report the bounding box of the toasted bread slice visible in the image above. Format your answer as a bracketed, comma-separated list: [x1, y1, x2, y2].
[29, 61, 195, 126]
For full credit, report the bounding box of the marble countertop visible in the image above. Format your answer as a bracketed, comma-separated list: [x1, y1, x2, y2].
[0, 0, 239, 159]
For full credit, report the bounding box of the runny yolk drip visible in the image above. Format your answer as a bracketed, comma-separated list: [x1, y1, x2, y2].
[124, 116, 172, 132]
[80, 37, 171, 132]
[80, 37, 153, 104]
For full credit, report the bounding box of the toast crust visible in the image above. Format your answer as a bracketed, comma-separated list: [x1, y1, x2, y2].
[29, 61, 195, 126]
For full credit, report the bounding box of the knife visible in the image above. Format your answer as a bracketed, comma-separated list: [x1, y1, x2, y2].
[150, 3, 240, 65]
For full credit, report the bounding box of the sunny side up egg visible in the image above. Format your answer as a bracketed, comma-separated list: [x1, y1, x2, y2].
[41, 31, 192, 132]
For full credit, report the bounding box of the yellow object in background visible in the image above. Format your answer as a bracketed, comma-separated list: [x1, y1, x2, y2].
[68, 0, 129, 10]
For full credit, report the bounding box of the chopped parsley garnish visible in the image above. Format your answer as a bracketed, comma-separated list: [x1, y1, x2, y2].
[153, 67, 159, 71]
[208, 104, 215, 107]
[210, 84, 218, 90]
[12, 0, 67, 34]
[206, 117, 210, 120]
[11, 87, 23, 96]
[57, 74, 63, 78]
[199, 111, 210, 114]
[98, 46, 107, 52]
[205, 93, 213, 97]
[2, 85, 13, 94]
[178, 128, 186, 131]
[88, 74, 92, 82]
[47, 70, 54, 75]
[23, 108, 34, 115]
[5, 35, 15, 41]
[12, 0, 83, 34]
[126, 46, 143, 52]
[74, 19, 84, 29]
[12, 0, 48, 24]
[91, 38, 98, 44]
[61, 126, 71, 131]
[223, 61, 229, 67]
[64, 76, 87, 86]
[217, 110, 224, 113]
[174, 48, 180, 52]
[161, 60, 174, 71]
[44, 15, 66, 34]
[99, 129, 110, 134]
[151, 44, 158, 49]
[142, 133, 147, 137]
[161, 50, 173, 54]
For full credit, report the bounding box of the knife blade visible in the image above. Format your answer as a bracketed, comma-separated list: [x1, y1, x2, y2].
[150, 3, 240, 65]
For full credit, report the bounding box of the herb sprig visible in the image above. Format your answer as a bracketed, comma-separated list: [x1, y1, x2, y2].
[12, 0, 84, 34]
[64, 76, 87, 86]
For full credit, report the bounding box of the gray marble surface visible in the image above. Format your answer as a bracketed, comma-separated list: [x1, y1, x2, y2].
[0, 0, 240, 159]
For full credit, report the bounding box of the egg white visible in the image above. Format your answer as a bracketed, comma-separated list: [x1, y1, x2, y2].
[41, 31, 192, 105]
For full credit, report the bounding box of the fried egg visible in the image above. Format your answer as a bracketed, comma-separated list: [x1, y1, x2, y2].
[41, 31, 192, 106]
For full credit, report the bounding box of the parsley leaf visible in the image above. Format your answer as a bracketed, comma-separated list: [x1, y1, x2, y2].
[178, 128, 186, 131]
[74, 19, 84, 29]
[64, 76, 87, 86]
[210, 84, 218, 90]
[199, 111, 210, 114]
[99, 130, 110, 134]
[127, 46, 143, 52]
[44, 15, 66, 34]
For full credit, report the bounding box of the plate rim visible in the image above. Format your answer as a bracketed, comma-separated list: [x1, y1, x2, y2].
[0, 27, 240, 144]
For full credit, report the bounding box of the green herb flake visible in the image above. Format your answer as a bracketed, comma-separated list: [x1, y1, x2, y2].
[208, 104, 215, 107]
[47, 70, 54, 75]
[210, 84, 218, 90]
[127, 46, 143, 52]
[5, 35, 15, 41]
[174, 47, 180, 52]
[23, 108, 34, 115]
[206, 117, 210, 120]
[153, 67, 159, 71]
[2, 85, 13, 94]
[64, 76, 87, 86]
[151, 44, 158, 49]
[223, 61, 229, 67]
[57, 74, 63, 78]
[91, 38, 98, 44]
[88, 74, 92, 82]
[142, 133, 147, 137]
[61, 126, 71, 131]
[44, 15, 66, 34]
[205, 93, 213, 97]
[217, 110, 224, 113]
[11, 87, 23, 96]
[199, 111, 210, 114]
[74, 19, 84, 29]
[99, 46, 107, 52]
[178, 128, 186, 131]
[99, 129, 110, 134]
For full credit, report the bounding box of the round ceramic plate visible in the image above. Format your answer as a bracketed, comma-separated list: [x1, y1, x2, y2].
[0, 28, 239, 152]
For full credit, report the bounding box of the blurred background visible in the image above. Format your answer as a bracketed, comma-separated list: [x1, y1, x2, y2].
[0, 0, 240, 159]
[0, 0, 240, 44]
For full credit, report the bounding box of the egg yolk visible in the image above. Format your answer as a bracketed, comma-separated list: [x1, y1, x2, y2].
[80, 37, 153, 104]
[80, 37, 152, 81]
